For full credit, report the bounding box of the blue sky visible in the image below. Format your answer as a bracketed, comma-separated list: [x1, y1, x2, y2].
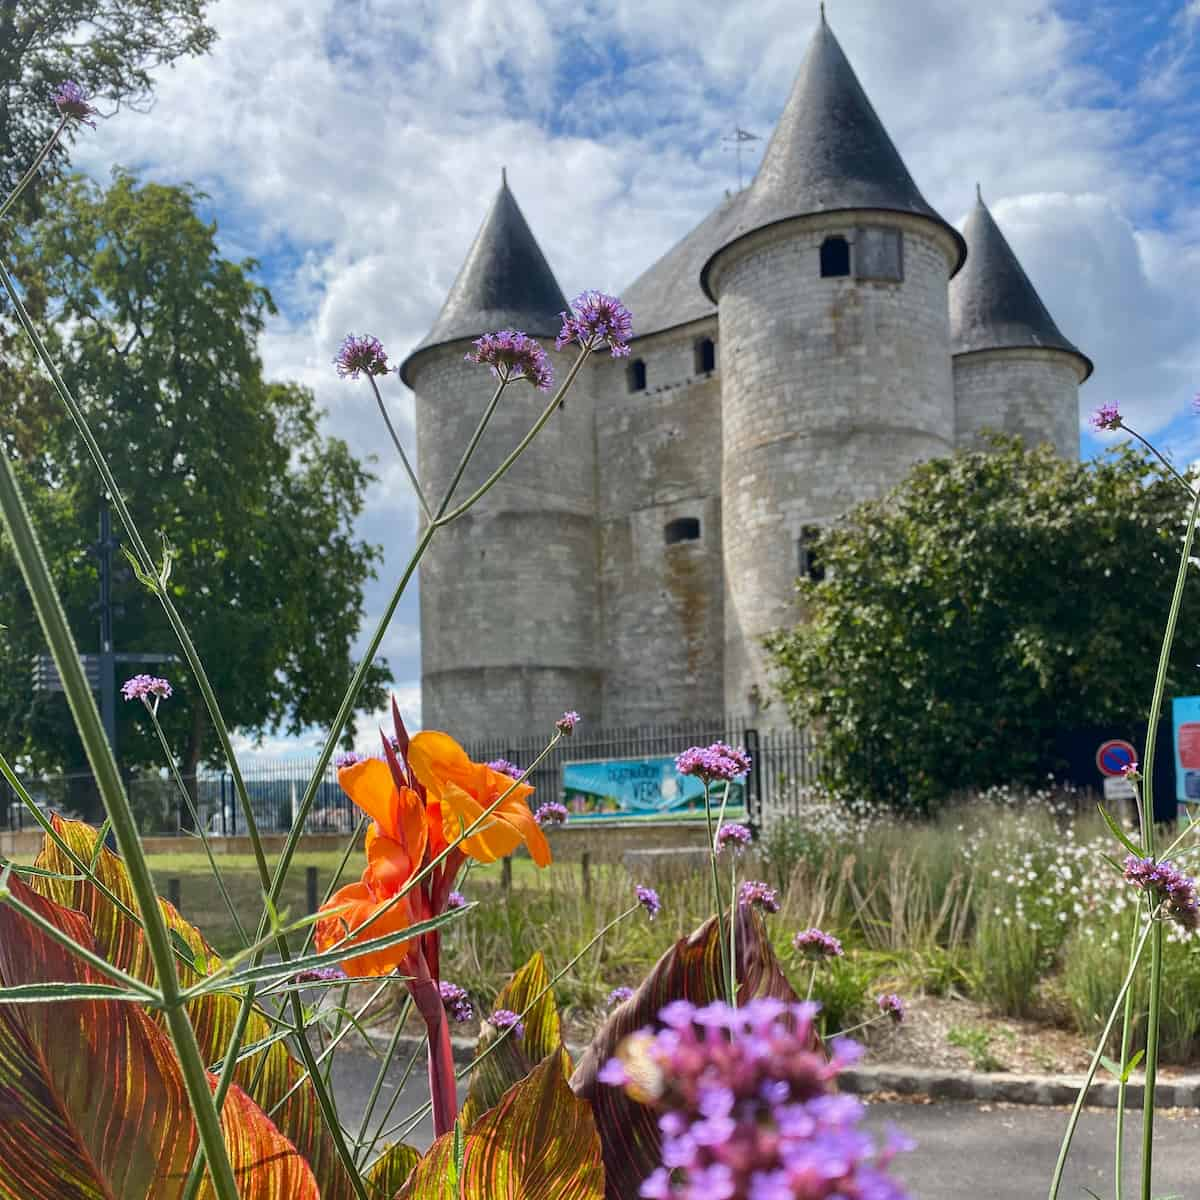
[68, 0, 1200, 759]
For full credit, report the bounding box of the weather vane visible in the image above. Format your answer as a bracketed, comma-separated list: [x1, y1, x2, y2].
[722, 126, 761, 191]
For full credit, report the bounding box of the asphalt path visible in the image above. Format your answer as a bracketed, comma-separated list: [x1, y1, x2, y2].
[330, 1044, 1200, 1197]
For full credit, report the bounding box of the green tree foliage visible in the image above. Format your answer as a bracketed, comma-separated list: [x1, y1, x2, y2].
[764, 436, 1200, 811]
[0, 0, 215, 203]
[1, 171, 389, 797]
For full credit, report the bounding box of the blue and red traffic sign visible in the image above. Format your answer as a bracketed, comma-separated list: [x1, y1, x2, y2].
[1096, 739, 1138, 778]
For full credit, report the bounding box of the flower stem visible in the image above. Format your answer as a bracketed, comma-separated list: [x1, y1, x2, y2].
[0, 440, 240, 1200]
[1120, 423, 1196, 501]
[409, 962, 458, 1137]
[0, 117, 67, 221]
[435, 378, 506, 518]
[367, 374, 433, 521]
[703, 780, 733, 1006]
[353, 994, 413, 1158]
[1114, 897, 1142, 1200]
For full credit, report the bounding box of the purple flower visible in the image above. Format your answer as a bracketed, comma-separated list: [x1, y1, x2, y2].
[556, 710, 581, 735]
[636, 884, 662, 921]
[675, 742, 752, 784]
[608, 986, 634, 1008]
[52, 81, 99, 128]
[1090, 402, 1122, 431]
[877, 993, 905, 1024]
[120, 675, 172, 704]
[291, 965, 346, 985]
[334, 334, 389, 379]
[446, 890, 467, 910]
[556, 291, 634, 359]
[334, 751, 363, 769]
[715, 823, 752, 855]
[465, 330, 554, 391]
[1123, 855, 1200, 929]
[439, 981, 474, 1023]
[486, 758, 523, 779]
[793, 928, 844, 961]
[534, 801, 569, 827]
[600, 999, 912, 1199]
[739, 880, 781, 914]
[488, 1008, 524, 1038]
[1120, 761, 1140, 779]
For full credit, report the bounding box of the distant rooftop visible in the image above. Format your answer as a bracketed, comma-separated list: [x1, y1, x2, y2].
[400, 174, 567, 386]
[950, 189, 1091, 378]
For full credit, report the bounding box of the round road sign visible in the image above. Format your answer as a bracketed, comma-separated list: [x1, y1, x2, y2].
[1096, 739, 1138, 778]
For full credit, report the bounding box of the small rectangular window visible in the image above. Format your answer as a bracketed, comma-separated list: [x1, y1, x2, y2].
[694, 337, 716, 374]
[627, 359, 647, 392]
[798, 525, 824, 581]
[665, 517, 701, 544]
[854, 227, 903, 281]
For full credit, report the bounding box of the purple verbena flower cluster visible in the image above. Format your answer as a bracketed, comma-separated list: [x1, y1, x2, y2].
[446, 890, 467, 910]
[291, 965, 346, 985]
[120, 674, 172, 704]
[465, 330, 554, 391]
[674, 742, 752, 783]
[556, 291, 634, 359]
[488, 1008, 524, 1038]
[715, 823, 752, 855]
[793, 928, 844, 961]
[877, 994, 905, 1024]
[1122, 855, 1200, 929]
[439, 981, 474, 1023]
[535, 801, 569, 827]
[738, 880, 781, 914]
[334, 751, 363, 769]
[556, 710, 581, 735]
[53, 81, 99, 128]
[334, 334, 389, 379]
[1090, 402, 1122, 431]
[598, 999, 913, 1200]
[486, 757, 523, 779]
[608, 986, 635, 1008]
[636, 885, 662, 921]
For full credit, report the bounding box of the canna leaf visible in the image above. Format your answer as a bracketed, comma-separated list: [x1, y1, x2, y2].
[396, 1049, 603, 1200]
[32, 816, 358, 1200]
[569, 905, 803, 1200]
[459, 949, 565, 1127]
[0, 872, 318, 1200]
[362, 1143, 422, 1199]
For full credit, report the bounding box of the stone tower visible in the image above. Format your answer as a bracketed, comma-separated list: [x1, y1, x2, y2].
[401, 176, 601, 740]
[700, 15, 966, 721]
[950, 188, 1092, 457]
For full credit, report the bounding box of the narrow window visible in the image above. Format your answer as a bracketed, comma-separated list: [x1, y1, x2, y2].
[627, 358, 647, 392]
[665, 517, 701, 545]
[694, 337, 716, 374]
[819, 236, 850, 278]
[798, 525, 824, 581]
[854, 227, 903, 281]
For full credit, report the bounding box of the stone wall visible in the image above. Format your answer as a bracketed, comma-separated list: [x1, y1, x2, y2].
[590, 318, 725, 723]
[413, 341, 601, 741]
[708, 212, 959, 721]
[953, 348, 1082, 459]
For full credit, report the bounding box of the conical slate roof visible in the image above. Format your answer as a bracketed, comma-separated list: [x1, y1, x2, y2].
[950, 190, 1092, 379]
[622, 192, 746, 341]
[399, 174, 568, 386]
[702, 15, 964, 298]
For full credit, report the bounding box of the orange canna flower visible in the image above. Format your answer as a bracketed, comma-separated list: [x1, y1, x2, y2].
[407, 730, 552, 868]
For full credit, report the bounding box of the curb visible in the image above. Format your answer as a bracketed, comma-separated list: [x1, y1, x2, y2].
[367, 1031, 1200, 1109]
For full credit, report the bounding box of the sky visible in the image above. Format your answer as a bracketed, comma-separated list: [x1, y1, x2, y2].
[68, 0, 1200, 760]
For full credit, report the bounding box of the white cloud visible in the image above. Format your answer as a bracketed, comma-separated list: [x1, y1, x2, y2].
[60, 0, 1200, 752]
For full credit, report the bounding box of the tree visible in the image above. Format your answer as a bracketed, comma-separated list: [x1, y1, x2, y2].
[0, 171, 390, 807]
[0, 0, 215, 204]
[764, 436, 1200, 811]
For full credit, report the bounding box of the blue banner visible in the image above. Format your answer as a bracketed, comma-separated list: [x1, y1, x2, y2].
[562, 756, 745, 820]
[1173, 696, 1200, 805]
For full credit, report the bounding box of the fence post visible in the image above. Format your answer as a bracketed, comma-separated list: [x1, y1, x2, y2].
[167, 877, 181, 910]
[501, 856, 512, 896]
[581, 851, 591, 902]
[306, 865, 319, 915]
[745, 727, 762, 834]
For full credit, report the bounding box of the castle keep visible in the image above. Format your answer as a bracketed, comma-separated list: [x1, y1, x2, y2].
[401, 15, 1092, 741]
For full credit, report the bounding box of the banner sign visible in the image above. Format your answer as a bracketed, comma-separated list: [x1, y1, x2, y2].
[1173, 696, 1200, 804]
[561, 756, 745, 820]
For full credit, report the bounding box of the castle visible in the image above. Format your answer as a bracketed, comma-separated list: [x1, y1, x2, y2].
[399, 13, 1092, 741]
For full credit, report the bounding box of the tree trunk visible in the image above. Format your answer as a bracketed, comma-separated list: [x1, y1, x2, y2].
[180, 702, 204, 831]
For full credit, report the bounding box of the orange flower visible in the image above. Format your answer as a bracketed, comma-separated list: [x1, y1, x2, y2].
[407, 731, 552, 868]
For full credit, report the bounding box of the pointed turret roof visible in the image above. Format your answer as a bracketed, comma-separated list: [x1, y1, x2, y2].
[702, 15, 964, 297]
[400, 173, 568, 386]
[950, 189, 1091, 379]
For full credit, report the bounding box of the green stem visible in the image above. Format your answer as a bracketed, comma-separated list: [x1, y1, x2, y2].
[0, 432, 240, 1199]
[1120, 423, 1196, 501]
[353, 996, 413, 1158]
[434, 378, 506, 518]
[729, 854, 738, 1007]
[1049, 915, 1154, 1200]
[358, 1031, 428, 1165]
[366, 374, 432, 522]
[806, 963, 818, 1004]
[702, 780, 732, 1006]
[145, 704, 248, 946]
[0, 117, 67, 221]
[1114, 898, 1142, 1200]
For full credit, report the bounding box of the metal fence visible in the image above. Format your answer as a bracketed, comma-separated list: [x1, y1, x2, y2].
[2, 719, 827, 836]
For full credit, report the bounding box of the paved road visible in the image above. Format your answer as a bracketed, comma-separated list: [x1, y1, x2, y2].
[331, 1045, 1200, 1197]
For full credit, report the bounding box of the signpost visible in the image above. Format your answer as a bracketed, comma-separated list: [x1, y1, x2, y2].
[1173, 697, 1200, 822]
[1096, 737, 1138, 813]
